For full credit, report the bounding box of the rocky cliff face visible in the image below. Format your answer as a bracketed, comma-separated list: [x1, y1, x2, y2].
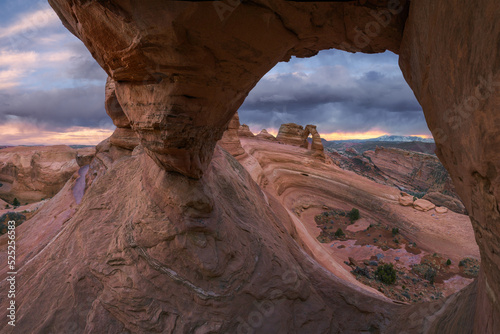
[0, 146, 94, 204]
[364, 147, 458, 195]
[237, 124, 255, 138]
[276, 123, 305, 146]
[10, 0, 499, 332]
[399, 2, 500, 331]
[218, 112, 245, 157]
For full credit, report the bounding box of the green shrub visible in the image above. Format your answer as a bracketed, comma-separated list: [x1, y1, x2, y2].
[424, 267, 437, 284]
[392, 227, 399, 236]
[0, 212, 27, 235]
[446, 259, 452, 266]
[334, 228, 345, 238]
[12, 198, 20, 207]
[348, 208, 360, 223]
[375, 263, 397, 284]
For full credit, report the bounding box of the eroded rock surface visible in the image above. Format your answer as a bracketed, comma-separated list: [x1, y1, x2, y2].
[48, 0, 407, 178]
[399, 1, 500, 331]
[0, 146, 82, 204]
[276, 123, 325, 160]
[16, 0, 500, 332]
[276, 123, 305, 146]
[256, 129, 277, 141]
[218, 112, 245, 156]
[238, 124, 255, 138]
[363, 147, 457, 196]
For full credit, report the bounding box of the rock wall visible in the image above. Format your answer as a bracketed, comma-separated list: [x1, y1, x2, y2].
[399, 1, 500, 331]
[276, 123, 305, 146]
[238, 124, 255, 138]
[363, 147, 459, 196]
[218, 112, 245, 156]
[0, 146, 92, 204]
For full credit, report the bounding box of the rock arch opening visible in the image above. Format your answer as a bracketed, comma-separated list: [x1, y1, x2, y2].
[232, 48, 479, 306]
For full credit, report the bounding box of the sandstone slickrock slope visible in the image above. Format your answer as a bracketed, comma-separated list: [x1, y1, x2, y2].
[363, 147, 457, 196]
[329, 146, 466, 213]
[0, 146, 94, 204]
[3, 0, 498, 332]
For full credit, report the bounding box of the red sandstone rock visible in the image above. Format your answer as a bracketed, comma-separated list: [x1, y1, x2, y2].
[256, 129, 277, 141]
[218, 112, 245, 156]
[238, 124, 255, 138]
[276, 123, 305, 146]
[435, 206, 448, 214]
[413, 198, 436, 212]
[399, 193, 414, 206]
[0, 146, 80, 203]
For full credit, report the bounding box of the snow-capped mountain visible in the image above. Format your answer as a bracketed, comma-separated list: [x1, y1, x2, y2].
[366, 135, 434, 143]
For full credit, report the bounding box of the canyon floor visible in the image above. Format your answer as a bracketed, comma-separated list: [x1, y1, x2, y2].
[236, 137, 479, 303]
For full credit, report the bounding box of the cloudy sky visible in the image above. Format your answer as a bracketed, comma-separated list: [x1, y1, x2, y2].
[0, 1, 431, 145]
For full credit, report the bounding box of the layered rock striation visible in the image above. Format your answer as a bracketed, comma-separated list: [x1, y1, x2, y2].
[276, 123, 325, 160]
[0, 146, 94, 204]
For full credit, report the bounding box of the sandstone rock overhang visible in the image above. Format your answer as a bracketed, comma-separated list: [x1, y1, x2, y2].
[48, 0, 408, 178]
[45, 0, 500, 332]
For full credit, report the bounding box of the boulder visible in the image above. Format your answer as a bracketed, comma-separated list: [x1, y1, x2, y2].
[413, 199, 436, 212]
[76, 147, 96, 167]
[399, 194, 414, 206]
[435, 206, 449, 214]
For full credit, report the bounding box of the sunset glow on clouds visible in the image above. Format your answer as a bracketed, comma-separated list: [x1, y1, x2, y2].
[0, 121, 113, 146]
[0, 2, 431, 146]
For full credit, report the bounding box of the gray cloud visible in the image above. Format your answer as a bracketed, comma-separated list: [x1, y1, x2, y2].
[0, 84, 110, 131]
[239, 51, 430, 136]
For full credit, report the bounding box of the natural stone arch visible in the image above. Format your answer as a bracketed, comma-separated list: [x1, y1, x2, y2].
[301, 125, 325, 160]
[43, 0, 500, 332]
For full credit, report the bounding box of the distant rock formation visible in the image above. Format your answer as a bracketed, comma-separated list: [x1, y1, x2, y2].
[276, 123, 305, 146]
[363, 147, 457, 197]
[218, 112, 245, 156]
[256, 129, 277, 141]
[238, 124, 255, 138]
[0, 146, 88, 204]
[303, 125, 325, 160]
[276, 123, 325, 160]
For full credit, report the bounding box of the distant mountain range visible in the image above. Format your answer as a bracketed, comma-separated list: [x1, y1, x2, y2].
[323, 135, 436, 155]
[329, 135, 434, 143]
